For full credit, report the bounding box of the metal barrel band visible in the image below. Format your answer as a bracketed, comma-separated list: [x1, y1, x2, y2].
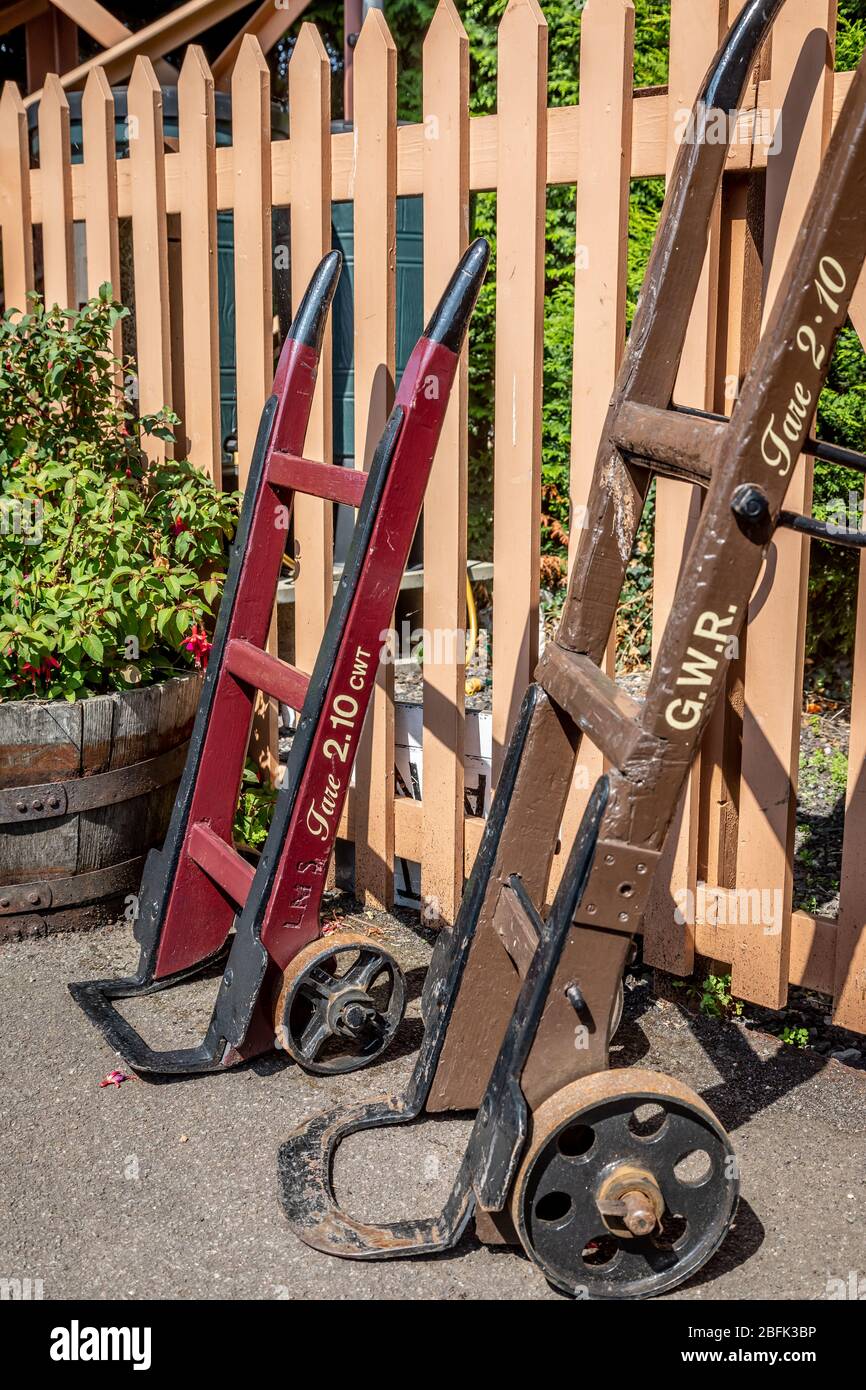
[0, 857, 142, 916]
[0, 740, 190, 826]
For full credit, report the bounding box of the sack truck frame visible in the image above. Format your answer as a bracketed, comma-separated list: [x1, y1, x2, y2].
[280, 0, 866, 1299]
[70, 240, 490, 1079]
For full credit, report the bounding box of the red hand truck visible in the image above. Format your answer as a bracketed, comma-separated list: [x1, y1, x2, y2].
[70, 239, 490, 1076]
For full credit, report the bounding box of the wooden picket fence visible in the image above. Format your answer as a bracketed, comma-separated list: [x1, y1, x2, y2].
[2, 0, 866, 1032]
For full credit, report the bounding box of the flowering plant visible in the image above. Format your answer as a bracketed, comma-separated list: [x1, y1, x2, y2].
[0, 288, 238, 701]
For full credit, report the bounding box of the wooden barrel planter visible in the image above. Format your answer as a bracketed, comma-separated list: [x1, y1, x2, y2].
[0, 673, 202, 941]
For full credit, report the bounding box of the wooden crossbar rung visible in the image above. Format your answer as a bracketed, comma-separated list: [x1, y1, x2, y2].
[611, 401, 725, 486]
[678, 405, 866, 474]
[535, 643, 646, 771]
[268, 451, 368, 507]
[187, 823, 255, 907]
[225, 638, 310, 711]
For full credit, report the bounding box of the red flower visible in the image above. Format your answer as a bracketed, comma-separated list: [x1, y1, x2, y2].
[99, 1070, 129, 1089]
[16, 655, 61, 689]
[183, 623, 212, 670]
[170, 516, 189, 537]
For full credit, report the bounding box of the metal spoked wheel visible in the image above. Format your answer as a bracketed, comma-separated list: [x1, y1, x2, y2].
[511, 1068, 738, 1300]
[274, 930, 406, 1075]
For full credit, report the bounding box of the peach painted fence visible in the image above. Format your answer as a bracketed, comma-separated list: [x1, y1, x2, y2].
[3, 0, 866, 1031]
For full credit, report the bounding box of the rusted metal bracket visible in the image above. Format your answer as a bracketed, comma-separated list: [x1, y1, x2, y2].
[573, 841, 664, 931]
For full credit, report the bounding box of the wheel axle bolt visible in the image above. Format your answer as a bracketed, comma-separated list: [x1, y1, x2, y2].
[621, 1189, 658, 1238]
[597, 1164, 664, 1239]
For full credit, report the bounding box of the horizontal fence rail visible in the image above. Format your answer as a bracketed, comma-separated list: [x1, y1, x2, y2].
[12, 68, 860, 221]
[2, 0, 866, 1031]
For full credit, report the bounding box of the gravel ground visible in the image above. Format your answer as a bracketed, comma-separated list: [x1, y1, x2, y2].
[1, 912, 865, 1302]
[393, 648, 492, 713]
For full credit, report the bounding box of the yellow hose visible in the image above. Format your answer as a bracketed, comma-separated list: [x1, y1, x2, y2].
[465, 573, 483, 696]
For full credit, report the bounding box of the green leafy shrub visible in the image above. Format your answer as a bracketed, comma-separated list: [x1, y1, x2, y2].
[674, 971, 744, 1020]
[0, 288, 239, 702]
[698, 973, 744, 1020]
[837, 0, 866, 70]
[234, 760, 279, 853]
[806, 326, 866, 683]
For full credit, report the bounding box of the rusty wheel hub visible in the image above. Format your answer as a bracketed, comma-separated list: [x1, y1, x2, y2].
[274, 929, 406, 1075]
[596, 1163, 665, 1238]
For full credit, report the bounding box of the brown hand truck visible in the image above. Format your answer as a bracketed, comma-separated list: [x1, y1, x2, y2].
[280, 0, 866, 1297]
[69, 241, 489, 1078]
